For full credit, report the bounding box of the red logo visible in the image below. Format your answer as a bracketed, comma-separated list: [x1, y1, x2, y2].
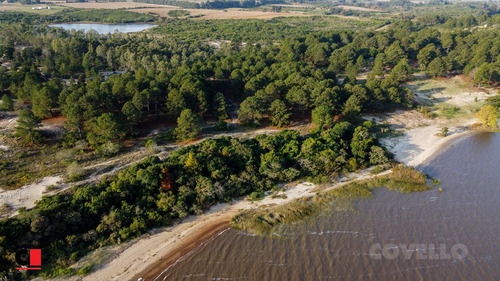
[15, 249, 42, 270]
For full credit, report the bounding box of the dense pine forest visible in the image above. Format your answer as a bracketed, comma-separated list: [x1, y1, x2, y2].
[1, 5, 500, 279]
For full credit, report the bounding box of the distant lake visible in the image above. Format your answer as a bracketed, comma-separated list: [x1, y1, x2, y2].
[48, 23, 157, 34]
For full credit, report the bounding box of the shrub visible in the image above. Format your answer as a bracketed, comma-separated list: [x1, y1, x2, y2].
[97, 141, 121, 157]
[390, 164, 427, 185]
[45, 185, 58, 192]
[144, 139, 158, 154]
[476, 105, 499, 128]
[56, 149, 77, 163]
[66, 161, 84, 182]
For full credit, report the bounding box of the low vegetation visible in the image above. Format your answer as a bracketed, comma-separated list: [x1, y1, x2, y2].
[167, 9, 190, 18]
[231, 165, 433, 235]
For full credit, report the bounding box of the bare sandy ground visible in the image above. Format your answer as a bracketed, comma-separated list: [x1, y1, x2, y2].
[364, 109, 476, 167]
[380, 122, 475, 167]
[0, 176, 62, 215]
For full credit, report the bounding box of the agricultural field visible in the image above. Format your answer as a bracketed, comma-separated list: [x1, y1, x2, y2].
[52, 1, 317, 20]
[0, 2, 63, 14]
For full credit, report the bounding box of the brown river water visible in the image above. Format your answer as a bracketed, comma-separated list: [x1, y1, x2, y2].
[155, 132, 500, 281]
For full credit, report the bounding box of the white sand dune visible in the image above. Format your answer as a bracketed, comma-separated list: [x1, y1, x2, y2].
[0, 176, 62, 213]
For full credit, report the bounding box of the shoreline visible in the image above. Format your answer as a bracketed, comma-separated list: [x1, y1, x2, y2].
[414, 129, 481, 167]
[415, 129, 482, 168]
[72, 125, 483, 281]
[132, 218, 231, 281]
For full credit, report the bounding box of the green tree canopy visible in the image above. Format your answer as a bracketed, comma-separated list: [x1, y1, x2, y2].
[0, 94, 14, 111]
[426, 57, 447, 77]
[15, 108, 42, 144]
[312, 105, 333, 130]
[476, 105, 498, 128]
[269, 99, 291, 128]
[238, 96, 264, 126]
[175, 108, 201, 141]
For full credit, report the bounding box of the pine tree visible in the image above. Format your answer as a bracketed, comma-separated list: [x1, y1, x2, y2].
[122, 101, 141, 126]
[214, 92, 229, 120]
[426, 57, 446, 77]
[175, 109, 201, 141]
[269, 99, 291, 128]
[0, 94, 14, 111]
[345, 62, 359, 84]
[237, 96, 264, 126]
[15, 109, 42, 144]
[312, 105, 333, 130]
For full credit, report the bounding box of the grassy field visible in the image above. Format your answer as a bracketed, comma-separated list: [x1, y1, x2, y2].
[0, 3, 63, 14]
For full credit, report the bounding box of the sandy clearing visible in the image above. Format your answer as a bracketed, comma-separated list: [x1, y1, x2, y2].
[0, 176, 62, 212]
[133, 7, 313, 20]
[407, 76, 495, 108]
[364, 108, 476, 167]
[380, 123, 474, 167]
